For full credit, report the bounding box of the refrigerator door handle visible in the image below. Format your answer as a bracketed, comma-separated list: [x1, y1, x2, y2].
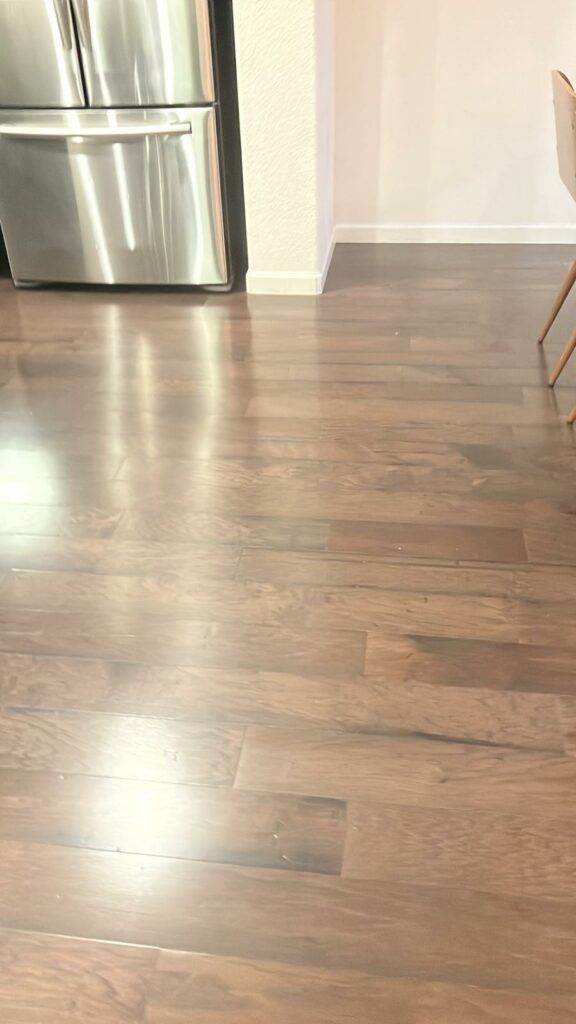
[73, 0, 92, 49]
[0, 123, 192, 140]
[53, 0, 74, 51]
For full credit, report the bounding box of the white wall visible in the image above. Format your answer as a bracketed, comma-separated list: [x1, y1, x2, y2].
[315, 0, 336, 268]
[335, 0, 576, 243]
[233, 0, 335, 294]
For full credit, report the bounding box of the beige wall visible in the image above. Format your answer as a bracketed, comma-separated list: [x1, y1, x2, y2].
[233, 0, 335, 294]
[335, 0, 576, 242]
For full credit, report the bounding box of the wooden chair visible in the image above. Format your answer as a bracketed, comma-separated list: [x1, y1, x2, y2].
[538, 71, 576, 422]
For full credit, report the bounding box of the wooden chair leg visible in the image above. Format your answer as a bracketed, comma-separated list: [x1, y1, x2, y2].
[549, 326, 576, 386]
[537, 259, 576, 343]
[567, 405, 576, 424]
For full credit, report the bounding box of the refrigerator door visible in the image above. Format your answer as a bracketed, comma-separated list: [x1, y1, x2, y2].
[0, 108, 227, 286]
[71, 0, 215, 107]
[0, 0, 85, 108]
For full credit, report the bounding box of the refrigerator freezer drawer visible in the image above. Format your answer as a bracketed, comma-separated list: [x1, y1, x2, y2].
[0, 0, 85, 107]
[0, 108, 228, 286]
[71, 0, 215, 107]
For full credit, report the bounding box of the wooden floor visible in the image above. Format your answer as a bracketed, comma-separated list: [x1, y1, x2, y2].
[1, 244, 576, 1021]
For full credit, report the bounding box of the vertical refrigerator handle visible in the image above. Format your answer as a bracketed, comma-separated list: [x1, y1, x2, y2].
[73, 0, 92, 49]
[53, 0, 74, 50]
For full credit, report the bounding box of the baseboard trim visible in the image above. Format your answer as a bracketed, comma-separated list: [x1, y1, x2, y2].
[319, 230, 337, 292]
[335, 223, 576, 244]
[246, 232, 336, 296]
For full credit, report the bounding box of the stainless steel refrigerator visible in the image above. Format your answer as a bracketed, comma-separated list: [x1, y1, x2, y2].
[0, 0, 242, 288]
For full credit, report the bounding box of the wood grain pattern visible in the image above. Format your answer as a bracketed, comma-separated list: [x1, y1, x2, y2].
[116, 452, 573, 501]
[2, 840, 576, 992]
[328, 519, 528, 561]
[0, 653, 353, 726]
[0, 504, 123, 538]
[238, 547, 576, 601]
[2, 246, 576, 1020]
[364, 633, 576, 694]
[115, 509, 329, 550]
[0, 929, 154, 1024]
[344, 802, 576, 898]
[3, 568, 571, 646]
[245, 394, 559, 425]
[0, 607, 365, 675]
[148, 953, 576, 1023]
[0, 651, 567, 749]
[0, 536, 241, 576]
[235, 726, 576, 812]
[339, 677, 566, 750]
[0, 708, 243, 785]
[2, 931, 576, 1024]
[0, 771, 345, 874]
[525, 523, 576, 565]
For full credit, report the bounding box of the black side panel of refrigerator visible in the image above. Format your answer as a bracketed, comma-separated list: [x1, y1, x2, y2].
[210, 0, 247, 290]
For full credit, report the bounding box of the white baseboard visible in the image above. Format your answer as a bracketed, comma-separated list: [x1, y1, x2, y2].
[319, 230, 337, 291]
[246, 232, 336, 296]
[335, 223, 576, 244]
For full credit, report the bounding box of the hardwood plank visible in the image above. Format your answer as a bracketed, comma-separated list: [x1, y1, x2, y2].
[0, 447, 124, 479]
[245, 395, 558, 425]
[0, 389, 249, 421]
[0, 504, 123, 538]
[328, 520, 527, 562]
[365, 633, 576, 694]
[115, 509, 329, 550]
[0, 651, 566, 749]
[4, 418, 528, 452]
[3, 840, 576, 992]
[205, 286, 556, 327]
[117, 453, 568, 501]
[0, 278, 208, 332]
[0, 772, 345, 874]
[239, 547, 517, 592]
[0, 928, 155, 1024]
[0, 400, 250, 436]
[8, 373, 526, 405]
[239, 345, 576, 368]
[133, 434, 572, 469]
[344, 802, 576, 899]
[0, 654, 351, 726]
[51, 358, 542, 384]
[525, 524, 576, 566]
[0, 708, 243, 786]
[9, 929, 573, 1024]
[559, 699, 576, 756]
[0, 569, 528, 643]
[148, 953, 576, 1023]
[112, 488, 550, 528]
[0, 609, 365, 676]
[339, 677, 565, 750]
[131, 487, 562, 531]
[239, 547, 576, 602]
[42, 472, 568, 526]
[0, 536, 240, 576]
[235, 726, 576, 812]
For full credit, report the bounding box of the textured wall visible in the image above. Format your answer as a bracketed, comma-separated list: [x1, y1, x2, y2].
[315, 0, 336, 266]
[233, 0, 335, 293]
[335, 0, 576, 242]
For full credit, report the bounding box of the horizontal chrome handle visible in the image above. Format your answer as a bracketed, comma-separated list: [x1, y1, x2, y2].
[0, 123, 192, 139]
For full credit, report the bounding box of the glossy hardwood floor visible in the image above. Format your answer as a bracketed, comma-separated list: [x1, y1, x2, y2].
[1, 244, 576, 1022]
